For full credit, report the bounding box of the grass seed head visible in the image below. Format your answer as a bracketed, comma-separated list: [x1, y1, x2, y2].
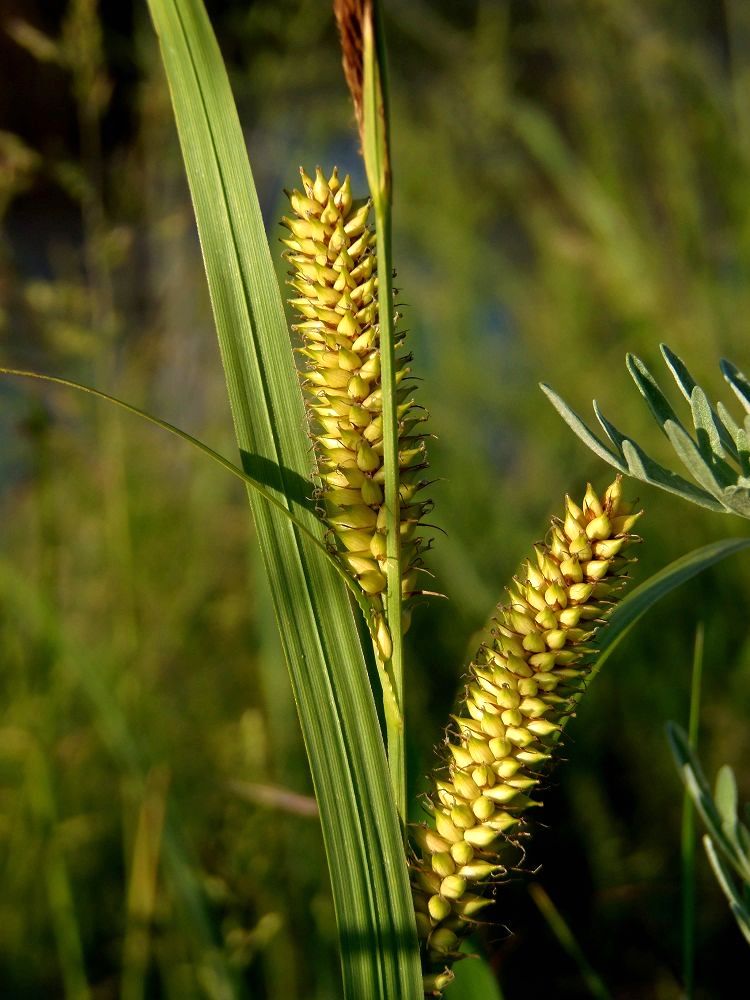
[284, 167, 431, 647]
[411, 476, 642, 991]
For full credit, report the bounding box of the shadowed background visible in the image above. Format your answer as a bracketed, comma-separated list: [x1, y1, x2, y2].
[1, 1, 749, 997]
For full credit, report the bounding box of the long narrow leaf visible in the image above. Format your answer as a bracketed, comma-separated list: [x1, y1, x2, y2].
[529, 884, 611, 1000]
[539, 384, 627, 469]
[668, 725, 750, 883]
[661, 343, 699, 403]
[721, 358, 750, 414]
[0, 367, 377, 625]
[591, 538, 750, 678]
[691, 386, 733, 463]
[541, 383, 725, 510]
[704, 837, 750, 945]
[663, 420, 729, 499]
[146, 1, 421, 996]
[620, 437, 726, 510]
[594, 400, 718, 503]
[627, 352, 737, 472]
[717, 402, 750, 476]
[593, 400, 629, 454]
[626, 352, 686, 437]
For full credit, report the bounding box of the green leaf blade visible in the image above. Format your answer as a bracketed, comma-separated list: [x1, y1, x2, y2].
[715, 766, 740, 834]
[691, 385, 734, 463]
[662, 420, 728, 501]
[626, 352, 685, 437]
[539, 384, 627, 471]
[704, 837, 750, 946]
[661, 343, 699, 404]
[619, 437, 725, 511]
[722, 358, 750, 415]
[146, 1, 422, 995]
[593, 538, 750, 675]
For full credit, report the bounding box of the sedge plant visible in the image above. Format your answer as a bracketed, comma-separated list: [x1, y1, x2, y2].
[6, 2, 750, 997]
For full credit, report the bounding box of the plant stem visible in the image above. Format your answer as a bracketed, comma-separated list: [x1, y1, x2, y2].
[26, 739, 91, 1000]
[682, 622, 704, 999]
[361, 1, 406, 822]
[374, 200, 406, 821]
[529, 883, 611, 1000]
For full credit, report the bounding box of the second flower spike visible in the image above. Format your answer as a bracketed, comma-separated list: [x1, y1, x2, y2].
[284, 167, 431, 648]
[412, 476, 642, 994]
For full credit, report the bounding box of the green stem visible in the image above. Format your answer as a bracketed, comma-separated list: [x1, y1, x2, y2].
[361, 0, 405, 822]
[374, 201, 406, 822]
[26, 741, 91, 1000]
[682, 623, 704, 999]
[529, 884, 610, 1000]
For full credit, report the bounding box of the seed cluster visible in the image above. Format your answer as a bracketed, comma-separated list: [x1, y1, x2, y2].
[283, 167, 430, 650]
[412, 477, 641, 995]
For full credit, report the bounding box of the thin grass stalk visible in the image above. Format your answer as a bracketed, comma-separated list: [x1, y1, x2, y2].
[529, 884, 611, 1000]
[0, 554, 238, 996]
[0, 368, 371, 611]
[374, 198, 406, 816]
[63, 0, 140, 659]
[26, 740, 92, 1000]
[360, 0, 406, 819]
[121, 767, 169, 1000]
[681, 623, 704, 999]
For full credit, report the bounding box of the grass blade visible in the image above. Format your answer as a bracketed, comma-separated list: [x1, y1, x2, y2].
[0, 367, 377, 627]
[529, 884, 611, 1000]
[681, 624, 704, 1000]
[703, 837, 750, 946]
[667, 725, 750, 883]
[122, 767, 170, 1000]
[24, 741, 92, 1000]
[590, 538, 750, 682]
[0, 562, 238, 994]
[146, 0, 422, 995]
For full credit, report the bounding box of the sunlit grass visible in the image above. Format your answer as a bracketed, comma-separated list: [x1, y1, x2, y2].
[2, 1, 750, 997]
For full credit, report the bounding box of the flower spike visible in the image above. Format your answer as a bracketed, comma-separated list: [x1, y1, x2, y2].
[412, 476, 642, 993]
[284, 167, 431, 651]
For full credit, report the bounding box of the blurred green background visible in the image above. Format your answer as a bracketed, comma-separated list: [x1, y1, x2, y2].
[2, 1, 750, 997]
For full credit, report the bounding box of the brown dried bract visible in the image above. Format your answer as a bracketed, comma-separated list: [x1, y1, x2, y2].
[333, 0, 370, 139]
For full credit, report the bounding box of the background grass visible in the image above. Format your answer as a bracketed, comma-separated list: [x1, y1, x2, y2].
[2, 1, 750, 997]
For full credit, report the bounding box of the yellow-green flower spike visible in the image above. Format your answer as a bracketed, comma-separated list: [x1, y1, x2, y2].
[284, 167, 431, 650]
[411, 476, 642, 994]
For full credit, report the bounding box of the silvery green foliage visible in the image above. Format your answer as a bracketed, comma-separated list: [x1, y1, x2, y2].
[542, 345, 750, 518]
[668, 723, 750, 946]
